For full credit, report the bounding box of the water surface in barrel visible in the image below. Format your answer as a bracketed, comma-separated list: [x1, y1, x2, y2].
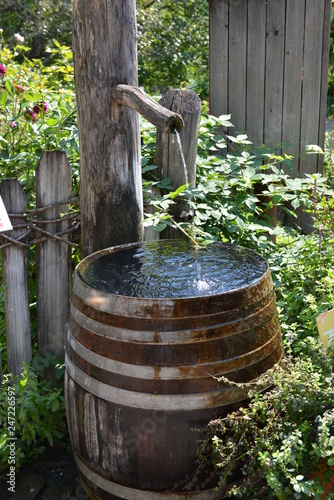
[78, 240, 268, 299]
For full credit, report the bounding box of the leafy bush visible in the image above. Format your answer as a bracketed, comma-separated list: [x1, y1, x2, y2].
[197, 337, 334, 499]
[0, 34, 79, 203]
[0, 361, 69, 471]
[0, 0, 72, 54]
[137, 0, 209, 98]
[143, 109, 332, 249]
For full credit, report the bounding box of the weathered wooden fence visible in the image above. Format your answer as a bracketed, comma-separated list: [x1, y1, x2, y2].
[209, 0, 331, 230]
[0, 151, 80, 380]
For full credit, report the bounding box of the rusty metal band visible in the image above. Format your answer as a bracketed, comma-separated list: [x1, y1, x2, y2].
[70, 292, 276, 343]
[67, 326, 281, 382]
[65, 352, 252, 410]
[74, 454, 215, 499]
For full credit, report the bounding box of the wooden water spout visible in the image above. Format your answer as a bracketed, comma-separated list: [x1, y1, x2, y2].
[111, 84, 184, 134]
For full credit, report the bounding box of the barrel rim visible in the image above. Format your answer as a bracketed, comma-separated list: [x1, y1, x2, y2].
[75, 240, 270, 302]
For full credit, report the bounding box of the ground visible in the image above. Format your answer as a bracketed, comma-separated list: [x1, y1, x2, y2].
[0, 446, 88, 500]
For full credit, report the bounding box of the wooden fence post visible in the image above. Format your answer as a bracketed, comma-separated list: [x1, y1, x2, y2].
[155, 89, 201, 239]
[0, 179, 31, 377]
[36, 151, 72, 366]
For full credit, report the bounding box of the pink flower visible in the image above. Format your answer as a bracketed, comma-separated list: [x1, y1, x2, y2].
[10, 121, 17, 128]
[33, 101, 48, 114]
[0, 64, 6, 78]
[24, 109, 37, 122]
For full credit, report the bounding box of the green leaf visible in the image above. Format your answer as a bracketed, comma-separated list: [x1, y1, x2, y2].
[291, 197, 301, 209]
[20, 378, 27, 388]
[5, 80, 14, 98]
[24, 92, 42, 102]
[154, 222, 167, 232]
[0, 90, 8, 109]
[218, 114, 234, 127]
[226, 134, 252, 145]
[142, 164, 159, 173]
[170, 184, 187, 199]
[272, 194, 282, 204]
[305, 144, 324, 155]
[157, 178, 173, 189]
[51, 399, 60, 412]
[46, 117, 59, 127]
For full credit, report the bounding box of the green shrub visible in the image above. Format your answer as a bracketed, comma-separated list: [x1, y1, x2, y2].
[198, 337, 334, 499]
[0, 361, 69, 471]
[137, 0, 209, 98]
[0, 34, 79, 203]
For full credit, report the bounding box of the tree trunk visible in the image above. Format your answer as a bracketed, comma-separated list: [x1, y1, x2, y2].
[73, 0, 143, 257]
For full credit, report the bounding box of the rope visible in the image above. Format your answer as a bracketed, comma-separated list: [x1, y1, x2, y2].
[0, 197, 81, 250]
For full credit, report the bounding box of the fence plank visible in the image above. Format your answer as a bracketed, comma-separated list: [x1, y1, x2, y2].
[229, 0, 247, 132]
[0, 179, 31, 377]
[246, 0, 266, 145]
[282, 0, 305, 178]
[155, 89, 201, 239]
[300, 0, 326, 180]
[209, 0, 228, 117]
[264, 0, 286, 148]
[36, 151, 72, 364]
[318, 0, 332, 173]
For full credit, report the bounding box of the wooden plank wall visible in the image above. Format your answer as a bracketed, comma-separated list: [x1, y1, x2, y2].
[209, 0, 331, 183]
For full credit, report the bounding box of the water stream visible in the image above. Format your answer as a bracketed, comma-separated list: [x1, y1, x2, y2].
[174, 129, 189, 189]
[174, 129, 196, 239]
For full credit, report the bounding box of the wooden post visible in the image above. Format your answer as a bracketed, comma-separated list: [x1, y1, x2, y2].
[73, 0, 143, 257]
[0, 179, 31, 376]
[36, 151, 72, 365]
[155, 89, 201, 239]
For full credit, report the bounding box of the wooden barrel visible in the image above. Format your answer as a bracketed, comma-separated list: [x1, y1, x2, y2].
[65, 240, 283, 499]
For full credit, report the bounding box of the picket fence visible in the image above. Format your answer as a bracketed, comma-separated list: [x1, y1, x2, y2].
[0, 151, 80, 381]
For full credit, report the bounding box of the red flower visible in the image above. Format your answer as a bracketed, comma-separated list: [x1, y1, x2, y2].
[0, 64, 6, 78]
[33, 101, 48, 114]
